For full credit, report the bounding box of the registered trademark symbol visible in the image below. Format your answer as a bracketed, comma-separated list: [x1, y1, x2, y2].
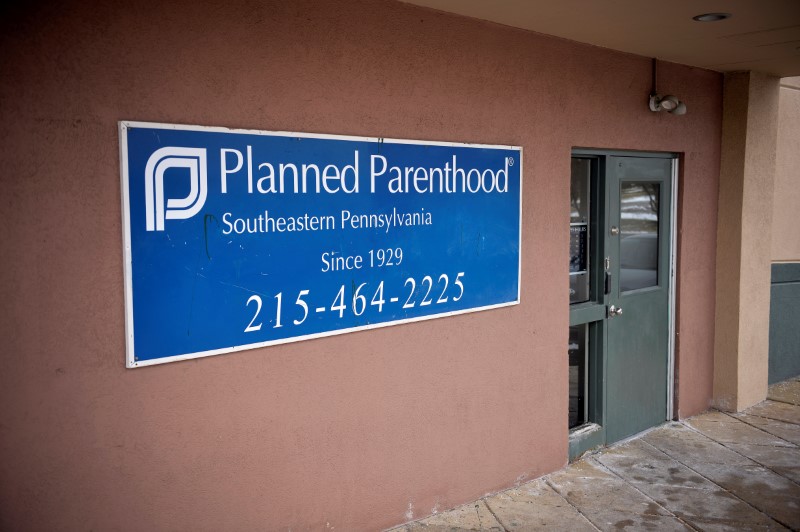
[507, 157, 515, 166]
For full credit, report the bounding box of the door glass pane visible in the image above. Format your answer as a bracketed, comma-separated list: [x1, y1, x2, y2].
[570, 159, 590, 303]
[570, 227, 589, 303]
[568, 324, 588, 429]
[620, 182, 659, 292]
[571, 159, 590, 223]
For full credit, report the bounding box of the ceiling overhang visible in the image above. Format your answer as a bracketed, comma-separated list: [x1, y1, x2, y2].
[401, 0, 800, 77]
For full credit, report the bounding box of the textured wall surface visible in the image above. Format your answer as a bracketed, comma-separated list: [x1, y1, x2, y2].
[769, 79, 800, 384]
[772, 78, 800, 262]
[0, 1, 721, 529]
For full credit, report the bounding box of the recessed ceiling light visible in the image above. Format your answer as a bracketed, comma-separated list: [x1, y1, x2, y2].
[692, 13, 732, 22]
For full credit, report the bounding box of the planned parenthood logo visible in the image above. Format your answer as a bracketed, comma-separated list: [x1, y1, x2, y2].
[144, 147, 207, 231]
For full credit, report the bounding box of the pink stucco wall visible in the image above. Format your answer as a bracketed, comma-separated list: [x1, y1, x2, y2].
[0, 1, 720, 529]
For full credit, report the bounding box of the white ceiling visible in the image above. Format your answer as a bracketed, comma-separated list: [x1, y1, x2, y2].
[401, 0, 800, 77]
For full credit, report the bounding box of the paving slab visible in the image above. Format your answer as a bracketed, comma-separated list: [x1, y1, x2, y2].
[681, 515, 789, 531]
[552, 455, 618, 480]
[580, 507, 692, 531]
[547, 458, 693, 531]
[595, 438, 789, 530]
[595, 439, 716, 489]
[630, 482, 784, 529]
[767, 379, 800, 406]
[397, 500, 503, 531]
[686, 415, 794, 447]
[643, 423, 753, 467]
[743, 400, 800, 425]
[484, 479, 596, 531]
[547, 458, 669, 517]
[692, 410, 737, 423]
[726, 442, 800, 483]
[680, 462, 800, 530]
[731, 413, 800, 445]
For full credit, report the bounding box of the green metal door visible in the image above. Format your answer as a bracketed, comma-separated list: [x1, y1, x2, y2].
[605, 156, 673, 443]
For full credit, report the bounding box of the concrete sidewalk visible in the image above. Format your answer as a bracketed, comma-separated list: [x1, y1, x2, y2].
[392, 378, 800, 531]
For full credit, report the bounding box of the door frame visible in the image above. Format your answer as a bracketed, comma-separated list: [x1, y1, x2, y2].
[667, 157, 678, 421]
[568, 148, 679, 459]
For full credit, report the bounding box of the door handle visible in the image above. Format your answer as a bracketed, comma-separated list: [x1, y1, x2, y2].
[608, 305, 623, 318]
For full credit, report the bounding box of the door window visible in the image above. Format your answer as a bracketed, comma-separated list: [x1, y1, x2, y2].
[570, 159, 591, 304]
[568, 157, 598, 432]
[568, 324, 588, 428]
[620, 182, 660, 292]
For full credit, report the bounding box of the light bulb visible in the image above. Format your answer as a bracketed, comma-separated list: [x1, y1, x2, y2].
[660, 95, 680, 111]
[671, 102, 687, 115]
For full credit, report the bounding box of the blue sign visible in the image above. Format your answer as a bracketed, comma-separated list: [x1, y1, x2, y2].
[120, 122, 522, 367]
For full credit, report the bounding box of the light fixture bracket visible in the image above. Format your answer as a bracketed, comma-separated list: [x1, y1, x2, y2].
[648, 60, 687, 115]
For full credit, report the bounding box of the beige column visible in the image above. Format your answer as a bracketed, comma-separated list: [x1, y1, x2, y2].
[713, 71, 780, 412]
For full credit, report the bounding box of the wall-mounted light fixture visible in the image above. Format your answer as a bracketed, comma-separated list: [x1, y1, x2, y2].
[648, 58, 687, 115]
[649, 93, 687, 115]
